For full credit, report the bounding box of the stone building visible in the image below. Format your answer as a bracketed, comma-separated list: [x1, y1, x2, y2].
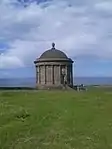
[34, 43, 74, 89]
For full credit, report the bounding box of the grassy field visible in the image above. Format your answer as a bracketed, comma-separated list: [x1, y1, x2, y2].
[0, 87, 112, 149]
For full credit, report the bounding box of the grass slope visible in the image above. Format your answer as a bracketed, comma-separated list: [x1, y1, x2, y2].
[0, 88, 112, 149]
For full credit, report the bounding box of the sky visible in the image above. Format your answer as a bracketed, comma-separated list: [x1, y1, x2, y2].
[0, 0, 112, 78]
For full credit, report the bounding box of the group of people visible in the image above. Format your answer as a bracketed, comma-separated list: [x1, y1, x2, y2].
[74, 84, 87, 91]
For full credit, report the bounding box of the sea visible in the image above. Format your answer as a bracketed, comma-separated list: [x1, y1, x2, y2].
[0, 77, 112, 87]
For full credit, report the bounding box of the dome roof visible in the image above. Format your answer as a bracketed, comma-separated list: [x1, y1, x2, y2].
[34, 43, 74, 63]
[39, 43, 68, 59]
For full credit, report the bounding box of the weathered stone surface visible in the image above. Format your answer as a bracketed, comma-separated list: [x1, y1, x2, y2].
[34, 43, 74, 90]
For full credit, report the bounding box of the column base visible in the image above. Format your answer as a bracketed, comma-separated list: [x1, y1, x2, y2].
[35, 84, 74, 90]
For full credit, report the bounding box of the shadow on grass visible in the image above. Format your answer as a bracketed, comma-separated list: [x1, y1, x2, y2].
[0, 92, 14, 97]
[15, 109, 30, 122]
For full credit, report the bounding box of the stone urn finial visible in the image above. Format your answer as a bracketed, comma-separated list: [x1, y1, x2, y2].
[52, 42, 55, 49]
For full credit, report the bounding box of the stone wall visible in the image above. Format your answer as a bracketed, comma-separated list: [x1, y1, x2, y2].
[35, 62, 73, 88]
[46, 65, 52, 85]
[54, 65, 60, 85]
[40, 65, 45, 84]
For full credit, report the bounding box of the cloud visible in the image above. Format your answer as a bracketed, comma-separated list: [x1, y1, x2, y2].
[0, 53, 24, 68]
[0, 0, 112, 68]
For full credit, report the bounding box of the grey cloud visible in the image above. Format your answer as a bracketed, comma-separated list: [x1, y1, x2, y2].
[0, 0, 112, 68]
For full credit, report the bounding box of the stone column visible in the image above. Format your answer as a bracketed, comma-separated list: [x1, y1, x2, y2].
[45, 65, 46, 84]
[52, 65, 54, 84]
[59, 65, 61, 84]
[36, 66, 37, 83]
[69, 65, 72, 85]
[70, 64, 73, 86]
[39, 65, 41, 84]
[65, 65, 68, 85]
[37, 66, 39, 84]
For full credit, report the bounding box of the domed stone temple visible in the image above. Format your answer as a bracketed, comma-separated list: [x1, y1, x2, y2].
[34, 43, 74, 89]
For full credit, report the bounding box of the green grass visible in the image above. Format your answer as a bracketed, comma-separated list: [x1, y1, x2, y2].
[0, 88, 112, 149]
